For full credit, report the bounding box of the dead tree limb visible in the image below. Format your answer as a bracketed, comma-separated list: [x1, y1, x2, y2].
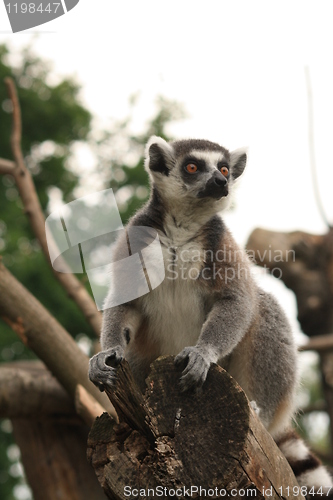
[0, 261, 115, 422]
[299, 334, 333, 353]
[2, 77, 102, 336]
[246, 227, 333, 337]
[0, 157, 15, 174]
[304, 66, 332, 230]
[12, 418, 108, 500]
[0, 361, 107, 499]
[88, 357, 303, 500]
[0, 361, 76, 419]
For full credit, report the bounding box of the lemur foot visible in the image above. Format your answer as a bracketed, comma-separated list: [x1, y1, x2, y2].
[175, 346, 211, 392]
[88, 346, 124, 392]
[250, 400, 261, 416]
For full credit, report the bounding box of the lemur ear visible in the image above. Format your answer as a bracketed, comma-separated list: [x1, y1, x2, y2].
[144, 136, 175, 176]
[230, 147, 248, 180]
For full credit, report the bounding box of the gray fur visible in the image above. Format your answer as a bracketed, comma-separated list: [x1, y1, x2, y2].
[89, 136, 297, 439]
[88, 135, 333, 489]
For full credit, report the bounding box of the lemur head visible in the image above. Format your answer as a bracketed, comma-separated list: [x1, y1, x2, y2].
[145, 136, 247, 213]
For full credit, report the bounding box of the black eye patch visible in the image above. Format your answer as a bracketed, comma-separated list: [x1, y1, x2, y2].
[180, 157, 207, 184]
[217, 161, 230, 175]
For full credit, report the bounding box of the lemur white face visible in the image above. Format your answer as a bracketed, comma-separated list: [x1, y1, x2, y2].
[145, 136, 247, 213]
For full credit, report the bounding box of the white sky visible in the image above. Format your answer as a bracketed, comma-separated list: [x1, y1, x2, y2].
[0, 1, 332, 330]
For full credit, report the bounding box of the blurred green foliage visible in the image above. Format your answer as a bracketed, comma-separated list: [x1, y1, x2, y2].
[0, 42, 93, 348]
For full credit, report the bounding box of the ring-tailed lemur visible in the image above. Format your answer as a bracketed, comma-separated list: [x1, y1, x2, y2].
[89, 136, 332, 495]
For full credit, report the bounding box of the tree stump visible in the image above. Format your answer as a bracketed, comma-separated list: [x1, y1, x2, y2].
[87, 356, 303, 499]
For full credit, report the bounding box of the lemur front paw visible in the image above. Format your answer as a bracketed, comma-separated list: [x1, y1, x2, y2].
[174, 346, 211, 392]
[88, 346, 124, 392]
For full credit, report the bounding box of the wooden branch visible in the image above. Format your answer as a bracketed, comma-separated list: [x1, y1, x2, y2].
[12, 417, 107, 500]
[0, 360, 107, 498]
[299, 400, 327, 415]
[0, 261, 115, 422]
[246, 227, 333, 337]
[0, 157, 15, 174]
[75, 385, 106, 428]
[0, 361, 77, 419]
[3, 77, 102, 336]
[299, 333, 333, 353]
[304, 66, 332, 229]
[88, 356, 303, 499]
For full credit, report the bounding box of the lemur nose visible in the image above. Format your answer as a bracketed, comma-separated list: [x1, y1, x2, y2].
[214, 172, 227, 186]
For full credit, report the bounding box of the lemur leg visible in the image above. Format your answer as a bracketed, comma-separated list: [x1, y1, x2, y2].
[88, 305, 142, 391]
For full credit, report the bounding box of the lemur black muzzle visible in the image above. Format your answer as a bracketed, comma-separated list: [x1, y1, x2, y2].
[197, 171, 228, 200]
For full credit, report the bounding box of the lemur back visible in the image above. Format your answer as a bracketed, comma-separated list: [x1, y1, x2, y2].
[89, 136, 333, 495]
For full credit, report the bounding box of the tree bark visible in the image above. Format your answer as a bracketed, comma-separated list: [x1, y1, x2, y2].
[0, 361, 106, 499]
[12, 418, 107, 500]
[0, 361, 76, 419]
[87, 357, 303, 499]
[0, 261, 114, 420]
[246, 227, 333, 337]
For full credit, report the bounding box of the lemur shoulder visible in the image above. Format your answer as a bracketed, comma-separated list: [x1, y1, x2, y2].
[89, 136, 333, 494]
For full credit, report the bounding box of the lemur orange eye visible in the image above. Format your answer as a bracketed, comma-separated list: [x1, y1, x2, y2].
[186, 163, 198, 174]
[221, 166, 229, 177]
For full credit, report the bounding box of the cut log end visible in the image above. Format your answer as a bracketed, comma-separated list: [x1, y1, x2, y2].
[87, 356, 303, 499]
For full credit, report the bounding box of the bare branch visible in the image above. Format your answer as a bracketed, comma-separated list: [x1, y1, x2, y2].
[0, 261, 115, 422]
[0, 158, 15, 175]
[3, 77, 102, 336]
[299, 400, 327, 415]
[304, 67, 332, 229]
[299, 333, 333, 353]
[75, 384, 107, 427]
[0, 363, 107, 426]
[0, 362, 77, 419]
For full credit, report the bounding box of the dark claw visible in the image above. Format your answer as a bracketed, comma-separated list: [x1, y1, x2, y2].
[175, 346, 210, 392]
[88, 346, 124, 391]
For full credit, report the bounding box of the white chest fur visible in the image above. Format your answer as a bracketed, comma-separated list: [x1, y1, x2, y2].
[139, 233, 206, 355]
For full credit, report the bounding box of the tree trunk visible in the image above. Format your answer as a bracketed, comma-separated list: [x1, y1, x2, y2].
[0, 361, 106, 500]
[87, 356, 303, 499]
[12, 419, 107, 500]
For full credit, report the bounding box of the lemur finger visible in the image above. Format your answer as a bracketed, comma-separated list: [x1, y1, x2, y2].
[180, 352, 200, 376]
[179, 371, 203, 392]
[174, 347, 192, 365]
[105, 352, 123, 368]
[88, 350, 121, 390]
[179, 362, 207, 391]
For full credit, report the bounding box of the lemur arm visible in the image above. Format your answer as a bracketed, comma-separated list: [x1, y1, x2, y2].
[175, 291, 254, 391]
[88, 304, 141, 391]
